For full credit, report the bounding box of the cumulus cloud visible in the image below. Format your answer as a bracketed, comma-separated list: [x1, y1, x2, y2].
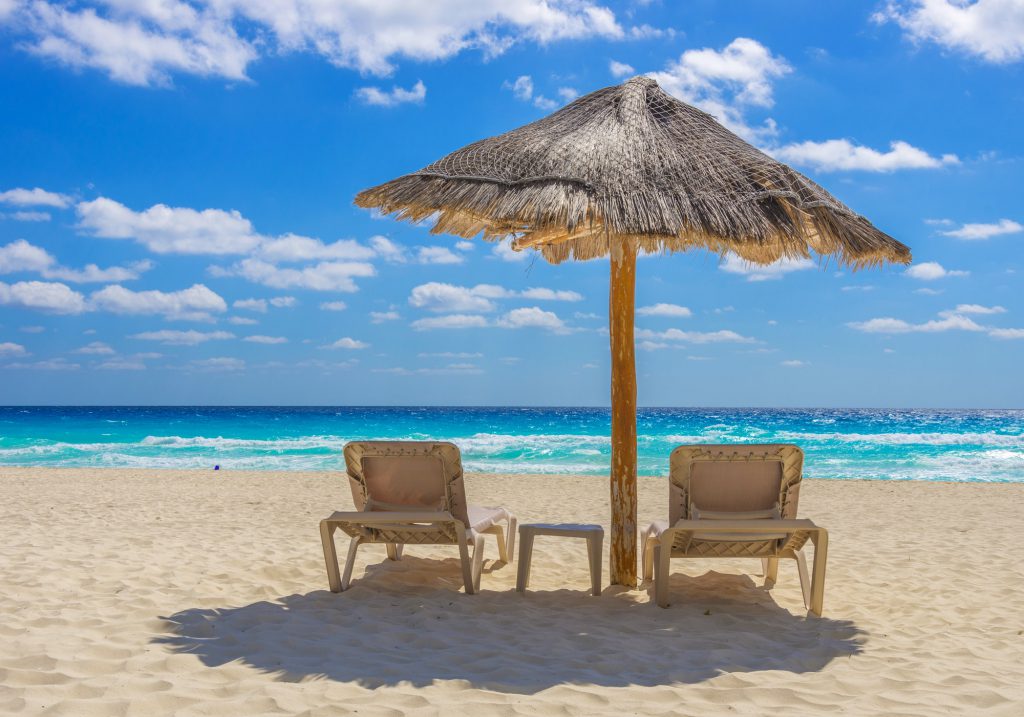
[320, 301, 347, 311]
[874, 0, 1024, 64]
[409, 283, 497, 313]
[0, 239, 150, 283]
[190, 357, 245, 371]
[6, 211, 52, 222]
[848, 314, 985, 333]
[0, 280, 88, 314]
[781, 359, 808, 367]
[495, 306, 566, 331]
[3, 358, 80, 371]
[369, 236, 406, 263]
[942, 304, 1006, 316]
[73, 341, 115, 355]
[411, 314, 490, 330]
[89, 284, 227, 320]
[609, 59, 634, 77]
[356, 80, 426, 107]
[78, 197, 262, 255]
[771, 139, 959, 172]
[637, 327, 756, 344]
[0, 341, 28, 357]
[493, 239, 529, 262]
[256, 234, 376, 262]
[225, 258, 375, 292]
[719, 254, 815, 281]
[131, 329, 234, 345]
[940, 218, 1023, 240]
[990, 328, 1024, 339]
[417, 246, 464, 265]
[904, 261, 969, 280]
[243, 335, 288, 344]
[648, 37, 791, 140]
[637, 303, 692, 317]
[4, 1, 625, 85]
[0, 187, 71, 208]
[370, 311, 400, 323]
[326, 337, 369, 349]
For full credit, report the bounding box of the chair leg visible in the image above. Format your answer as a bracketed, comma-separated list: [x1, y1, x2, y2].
[320, 521, 342, 593]
[515, 531, 534, 592]
[458, 535, 476, 595]
[340, 536, 361, 591]
[471, 534, 485, 593]
[809, 530, 829, 617]
[764, 557, 779, 586]
[385, 543, 402, 561]
[642, 535, 656, 583]
[505, 514, 517, 563]
[654, 544, 672, 608]
[586, 534, 602, 596]
[794, 550, 811, 611]
[491, 525, 508, 563]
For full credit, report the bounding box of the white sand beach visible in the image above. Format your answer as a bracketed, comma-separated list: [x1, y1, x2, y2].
[1, 468, 1023, 716]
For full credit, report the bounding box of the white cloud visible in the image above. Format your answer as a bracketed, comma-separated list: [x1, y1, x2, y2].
[942, 304, 1006, 316]
[557, 87, 578, 102]
[73, 341, 115, 355]
[495, 306, 566, 331]
[6, 2, 626, 85]
[848, 315, 985, 333]
[234, 298, 267, 313]
[257, 234, 376, 262]
[0, 187, 71, 208]
[0, 280, 88, 314]
[771, 139, 959, 172]
[904, 261, 969, 280]
[638, 340, 669, 351]
[0, 239, 149, 283]
[3, 358, 79, 371]
[97, 359, 147, 370]
[874, 0, 1024, 64]
[411, 314, 490, 330]
[455, 240, 475, 251]
[914, 287, 943, 295]
[243, 335, 288, 344]
[131, 329, 234, 345]
[90, 283, 227, 320]
[409, 282, 496, 313]
[637, 303, 692, 317]
[190, 357, 245, 371]
[419, 351, 483, 358]
[369, 236, 406, 263]
[228, 316, 258, 325]
[356, 80, 426, 107]
[20, 325, 44, 333]
[781, 359, 808, 367]
[8, 211, 52, 222]
[370, 310, 400, 323]
[719, 254, 815, 281]
[609, 59, 634, 77]
[320, 301, 347, 311]
[417, 246, 464, 265]
[648, 37, 791, 140]
[519, 287, 582, 301]
[327, 337, 369, 349]
[637, 327, 755, 344]
[228, 258, 375, 292]
[940, 218, 1023, 240]
[989, 328, 1024, 339]
[0, 341, 28, 357]
[507, 75, 534, 101]
[270, 296, 296, 308]
[493, 240, 528, 262]
[78, 197, 262, 255]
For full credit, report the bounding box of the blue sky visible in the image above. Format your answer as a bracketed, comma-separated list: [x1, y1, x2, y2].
[0, 0, 1021, 407]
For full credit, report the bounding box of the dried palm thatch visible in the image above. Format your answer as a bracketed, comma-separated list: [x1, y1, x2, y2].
[356, 76, 910, 268]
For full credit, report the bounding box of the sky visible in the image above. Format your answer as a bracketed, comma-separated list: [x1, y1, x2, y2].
[0, 0, 1022, 408]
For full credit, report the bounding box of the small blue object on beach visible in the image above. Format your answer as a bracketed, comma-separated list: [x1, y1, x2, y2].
[214, 465, 220, 470]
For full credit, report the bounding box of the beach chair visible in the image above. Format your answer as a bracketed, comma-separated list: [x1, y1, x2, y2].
[319, 441, 517, 595]
[642, 444, 829, 615]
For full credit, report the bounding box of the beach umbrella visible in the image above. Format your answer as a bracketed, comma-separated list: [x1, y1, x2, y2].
[355, 76, 911, 587]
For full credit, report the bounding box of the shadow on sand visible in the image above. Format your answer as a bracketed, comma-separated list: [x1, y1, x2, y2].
[155, 556, 863, 693]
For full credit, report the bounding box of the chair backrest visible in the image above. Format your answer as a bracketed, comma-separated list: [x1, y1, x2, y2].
[668, 444, 803, 524]
[342, 441, 470, 526]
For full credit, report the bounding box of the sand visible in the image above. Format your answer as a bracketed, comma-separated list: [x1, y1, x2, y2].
[1, 468, 1023, 716]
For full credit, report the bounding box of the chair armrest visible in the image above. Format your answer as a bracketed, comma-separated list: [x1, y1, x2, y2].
[322, 510, 459, 526]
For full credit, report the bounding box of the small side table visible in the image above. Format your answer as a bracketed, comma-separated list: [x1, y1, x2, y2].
[516, 523, 604, 596]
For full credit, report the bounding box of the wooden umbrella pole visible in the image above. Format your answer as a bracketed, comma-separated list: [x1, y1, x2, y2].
[609, 243, 638, 587]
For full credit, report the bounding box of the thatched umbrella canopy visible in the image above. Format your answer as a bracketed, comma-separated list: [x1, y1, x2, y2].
[355, 76, 910, 587]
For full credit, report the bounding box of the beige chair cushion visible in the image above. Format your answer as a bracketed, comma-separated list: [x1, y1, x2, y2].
[689, 460, 783, 513]
[361, 455, 447, 511]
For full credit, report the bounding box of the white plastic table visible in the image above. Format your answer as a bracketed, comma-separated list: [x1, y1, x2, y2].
[515, 523, 604, 596]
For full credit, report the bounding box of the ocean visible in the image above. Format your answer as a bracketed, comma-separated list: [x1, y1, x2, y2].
[1, 406, 1022, 482]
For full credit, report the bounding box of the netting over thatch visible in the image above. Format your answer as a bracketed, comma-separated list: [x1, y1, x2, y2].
[355, 76, 910, 267]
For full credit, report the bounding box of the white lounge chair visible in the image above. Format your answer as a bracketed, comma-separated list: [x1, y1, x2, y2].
[320, 441, 517, 594]
[642, 444, 829, 615]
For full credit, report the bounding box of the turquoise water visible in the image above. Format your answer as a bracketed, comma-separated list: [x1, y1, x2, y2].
[0, 406, 1022, 482]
